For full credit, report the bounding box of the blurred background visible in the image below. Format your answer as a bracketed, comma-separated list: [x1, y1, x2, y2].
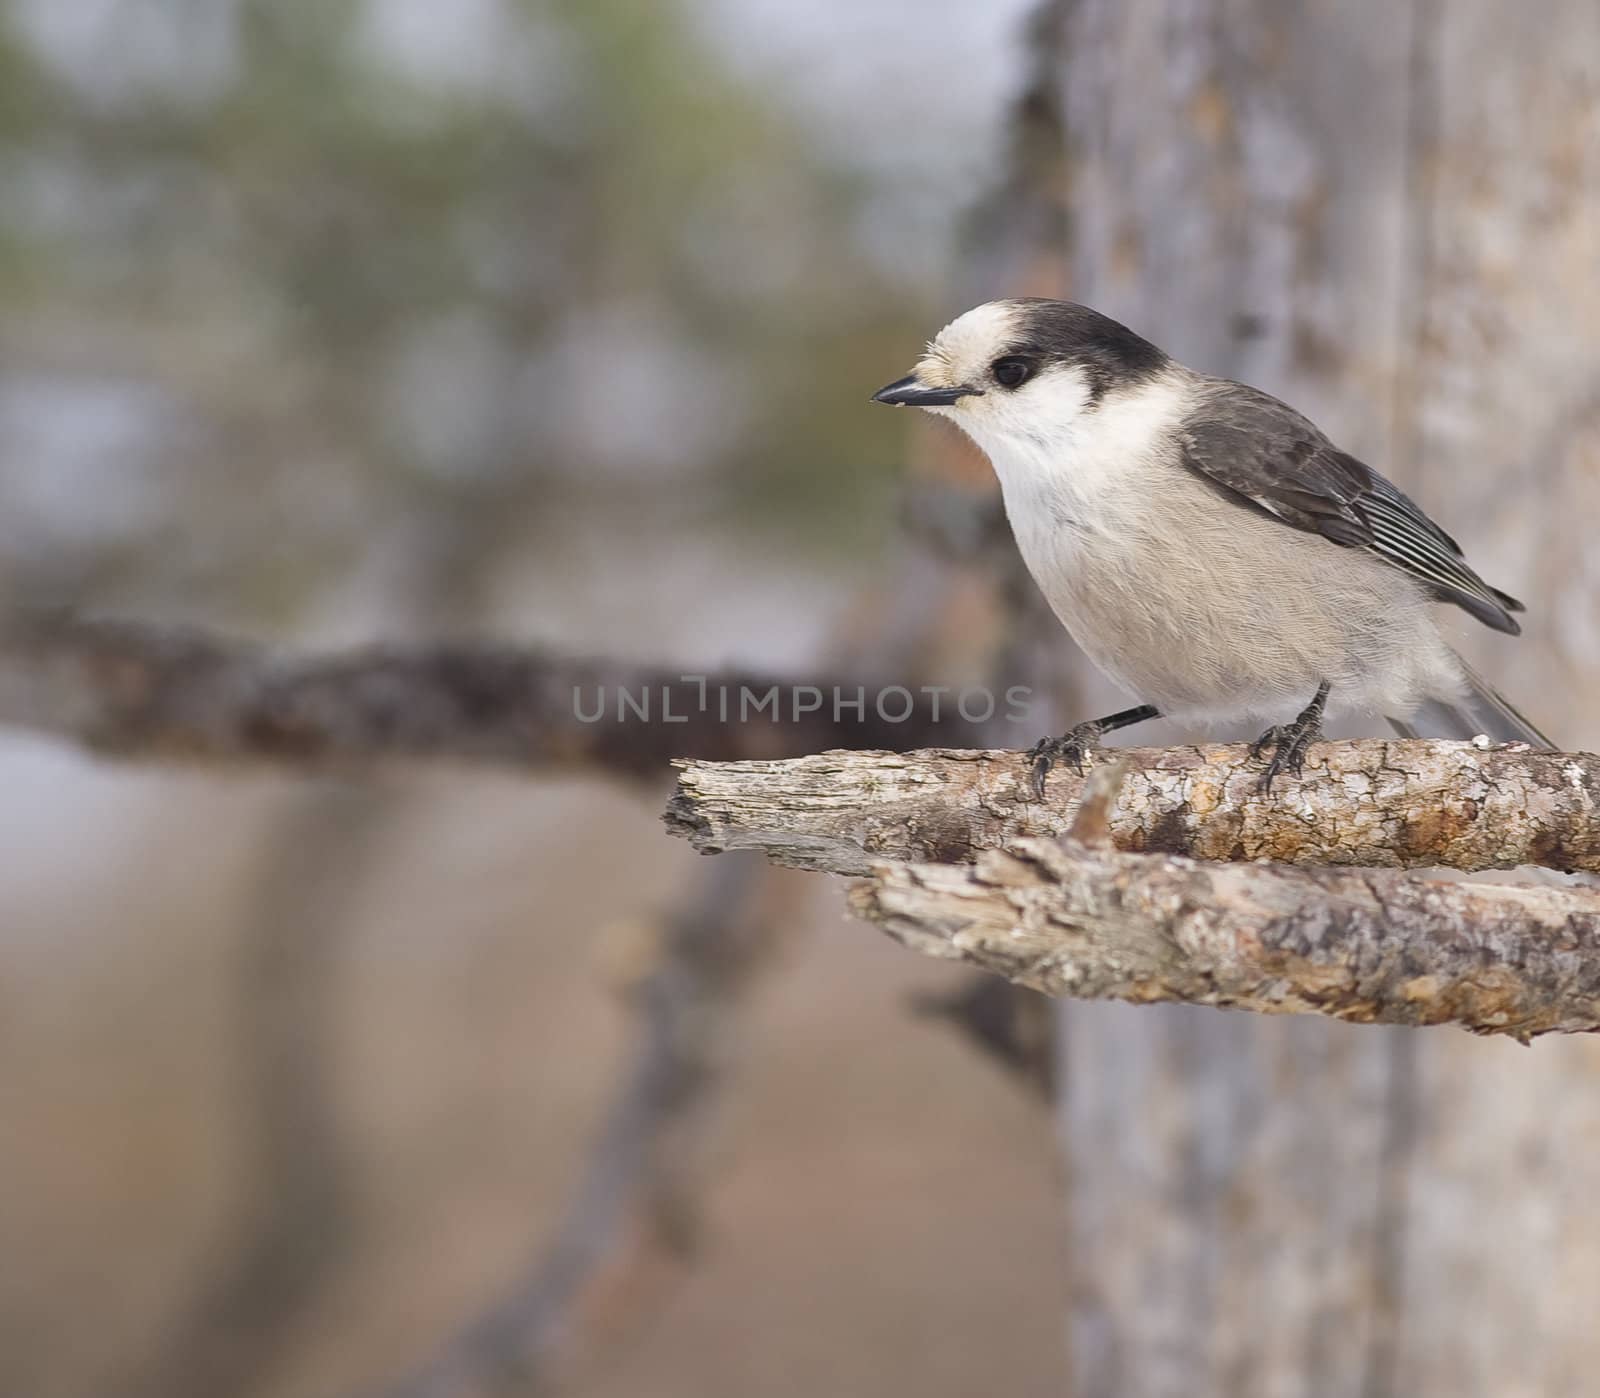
[1, 2, 1597, 1397]
[0, 3, 1066, 1397]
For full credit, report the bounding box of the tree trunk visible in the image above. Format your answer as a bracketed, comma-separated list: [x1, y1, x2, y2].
[1040, 2, 1600, 1393]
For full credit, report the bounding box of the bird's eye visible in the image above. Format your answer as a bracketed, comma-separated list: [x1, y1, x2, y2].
[991, 356, 1034, 389]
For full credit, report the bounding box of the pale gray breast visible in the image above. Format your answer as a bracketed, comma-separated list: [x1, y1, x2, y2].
[1009, 457, 1453, 715]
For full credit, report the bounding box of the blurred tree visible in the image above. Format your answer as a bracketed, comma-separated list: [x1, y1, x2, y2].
[1013, 3, 1600, 1395]
[0, 4, 968, 1398]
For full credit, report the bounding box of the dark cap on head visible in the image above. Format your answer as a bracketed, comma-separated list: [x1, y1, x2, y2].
[1002, 298, 1169, 401]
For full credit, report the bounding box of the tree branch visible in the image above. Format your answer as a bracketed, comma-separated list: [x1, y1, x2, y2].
[0, 613, 989, 779]
[666, 742, 1600, 875]
[855, 830, 1600, 1039]
[665, 749, 1600, 1038]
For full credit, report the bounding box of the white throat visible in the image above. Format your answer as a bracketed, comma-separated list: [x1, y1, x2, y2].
[947, 369, 1193, 525]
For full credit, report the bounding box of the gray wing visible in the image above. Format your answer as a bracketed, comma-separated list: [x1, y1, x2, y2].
[1180, 381, 1525, 635]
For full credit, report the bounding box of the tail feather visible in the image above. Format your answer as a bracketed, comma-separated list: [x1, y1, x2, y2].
[1387, 652, 1554, 749]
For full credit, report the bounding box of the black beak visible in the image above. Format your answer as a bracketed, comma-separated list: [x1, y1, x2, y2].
[871, 375, 980, 407]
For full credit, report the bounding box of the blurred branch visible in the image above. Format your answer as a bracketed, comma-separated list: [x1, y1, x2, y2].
[668, 754, 1600, 1039]
[369, 854, 781, 1398]
[0, 613, 990, 778]
[667, 741, 1600, 875]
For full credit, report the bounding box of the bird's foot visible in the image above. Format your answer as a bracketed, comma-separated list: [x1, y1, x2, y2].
[1250, 715, 1324, 792]
[1027, 722, 1105, 798]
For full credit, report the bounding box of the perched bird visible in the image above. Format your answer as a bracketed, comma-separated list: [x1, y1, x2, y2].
[873, 297, 1550, 794]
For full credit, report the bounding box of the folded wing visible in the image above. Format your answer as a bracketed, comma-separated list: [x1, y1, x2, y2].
[1179, 381, 1524, 635]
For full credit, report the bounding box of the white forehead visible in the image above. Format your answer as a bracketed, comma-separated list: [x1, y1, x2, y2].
[920, 301, 1021, 375]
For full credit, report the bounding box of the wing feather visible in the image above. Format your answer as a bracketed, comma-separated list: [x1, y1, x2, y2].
[1180, 381, 1523, 635]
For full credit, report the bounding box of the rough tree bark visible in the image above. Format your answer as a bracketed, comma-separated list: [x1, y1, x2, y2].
[858, 838, 1600, 1039]
[666, 754, 1600, 1038]
[668, 743, 1600, 876]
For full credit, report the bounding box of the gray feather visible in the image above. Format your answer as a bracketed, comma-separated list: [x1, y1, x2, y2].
[1386, 651, 1553, 749]
[1181, 380, 1524, 635]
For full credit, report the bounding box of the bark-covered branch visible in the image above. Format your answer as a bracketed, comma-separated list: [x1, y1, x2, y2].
[667, 742, 1600, 875]
[665, 749, 1600, 1038]
[0, 613, 989, 779]
[856, 829, 1600, 1039]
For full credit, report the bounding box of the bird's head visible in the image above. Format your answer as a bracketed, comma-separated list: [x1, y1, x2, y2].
[872, 298, 1170, 460]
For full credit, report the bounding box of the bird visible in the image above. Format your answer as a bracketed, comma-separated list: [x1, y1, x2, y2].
[872, 297, 1551, 795]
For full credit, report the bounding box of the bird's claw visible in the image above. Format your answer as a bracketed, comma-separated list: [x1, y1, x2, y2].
[1027, 723, 1103, 798]
[1251, 720, 1322, 792]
